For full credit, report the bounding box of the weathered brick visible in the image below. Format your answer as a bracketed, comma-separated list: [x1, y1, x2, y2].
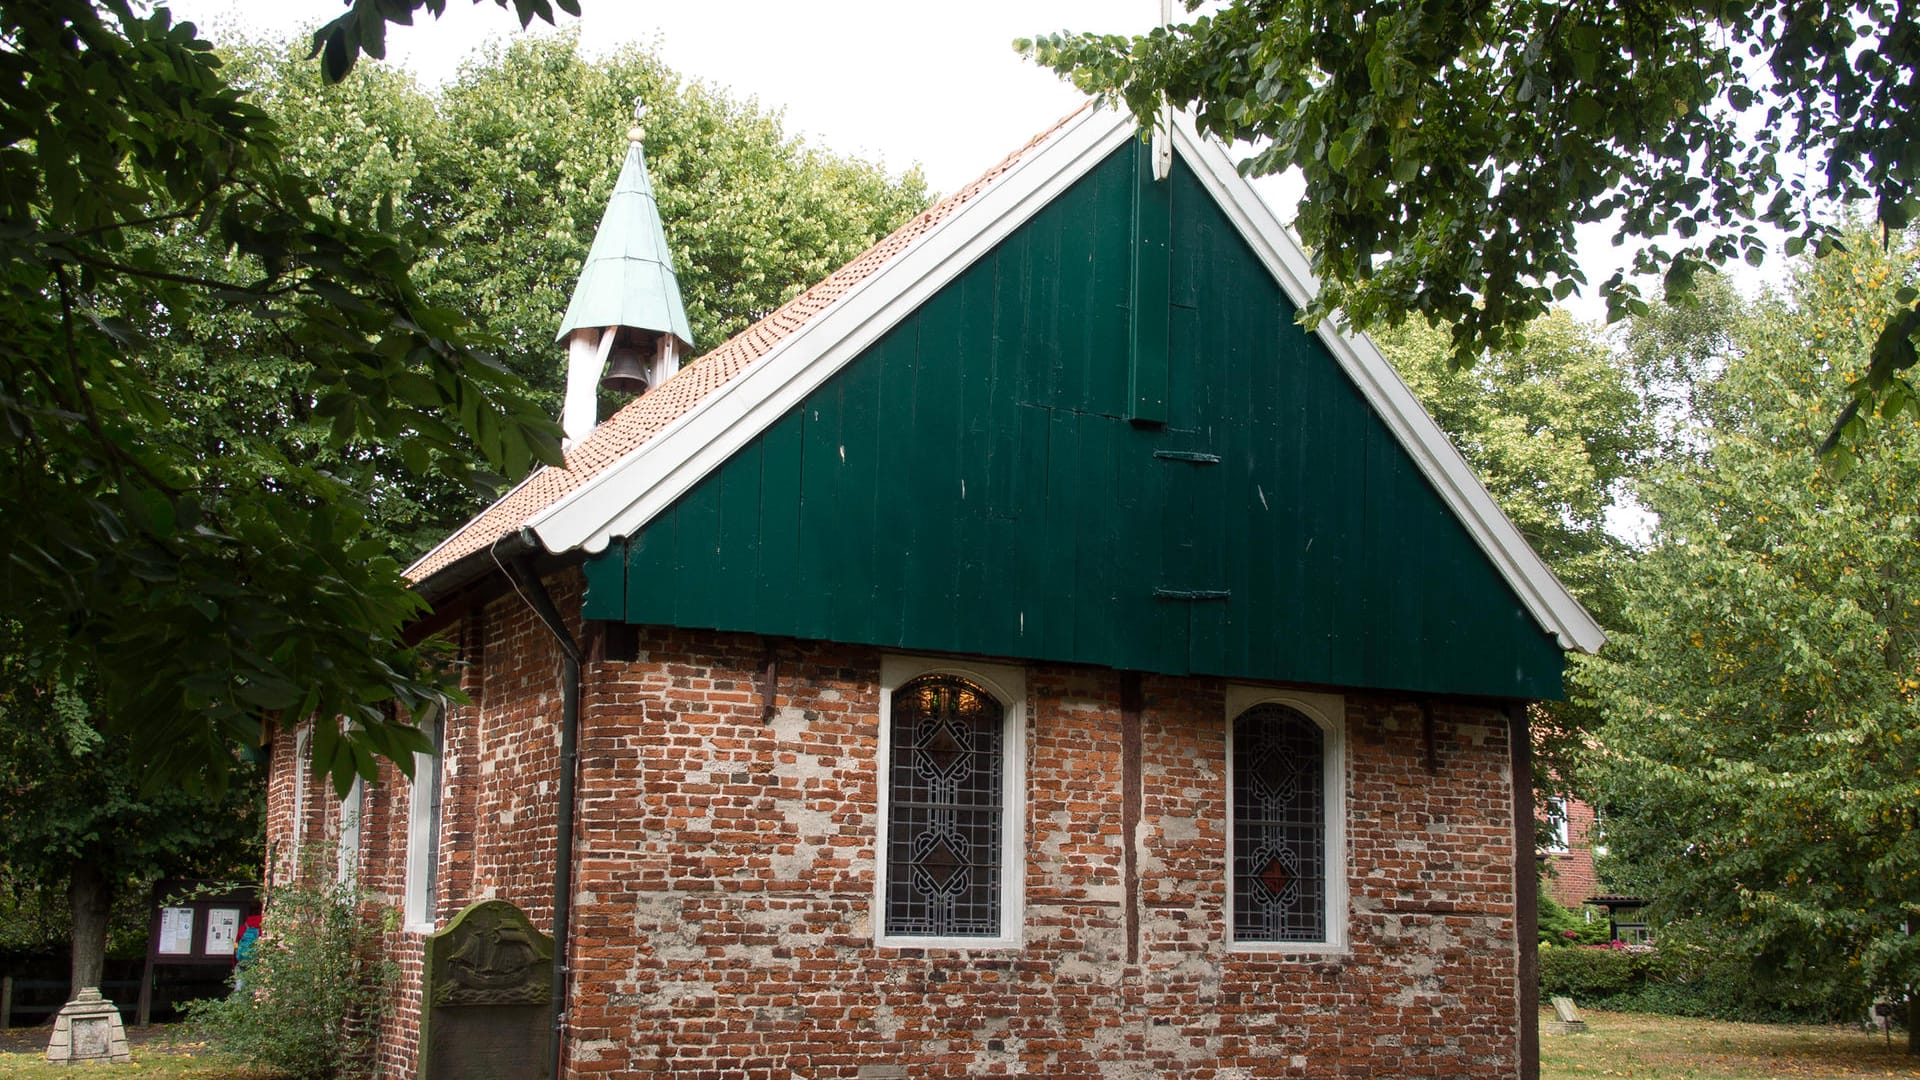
[265, 568, 1526, 1078]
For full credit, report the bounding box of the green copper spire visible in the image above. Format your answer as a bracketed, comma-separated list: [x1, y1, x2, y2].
[554, 104, 694, 350]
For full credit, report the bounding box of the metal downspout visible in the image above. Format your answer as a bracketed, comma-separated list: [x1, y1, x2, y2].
[494, 530, 582, 1080]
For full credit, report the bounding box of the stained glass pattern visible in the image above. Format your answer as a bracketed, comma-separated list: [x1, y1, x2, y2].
[1232, 704, 1326, 943]
[885, 675, 1004, 937]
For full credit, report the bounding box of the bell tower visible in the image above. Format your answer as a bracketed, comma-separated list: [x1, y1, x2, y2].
[555, 100, 695, 446]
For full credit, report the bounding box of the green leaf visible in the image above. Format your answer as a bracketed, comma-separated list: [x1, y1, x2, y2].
[1867, 308, 1920, 385]
[0, 2, 930, 798]
[126, 488, 176, 538]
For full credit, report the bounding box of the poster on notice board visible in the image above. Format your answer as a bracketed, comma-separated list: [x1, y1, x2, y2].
[158, 907, 195, 955]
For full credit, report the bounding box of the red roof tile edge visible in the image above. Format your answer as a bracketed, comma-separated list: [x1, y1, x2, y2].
[407, 102, 1096, 585]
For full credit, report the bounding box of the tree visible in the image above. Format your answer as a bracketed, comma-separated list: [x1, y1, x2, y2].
[1020, 2, 1920, 457]
[3, 4, 928, 795]
[1576, 228, 1920, 1015]
[163, 32, 930, 560]
[0, 627, 264, 993]
[1, 0, 568, 791]
[421, 35, 930, 381]
[1376, 311, 1650, 793]
[1614, 272, 1748, 470]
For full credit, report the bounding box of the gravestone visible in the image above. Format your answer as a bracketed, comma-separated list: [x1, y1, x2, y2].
[1546, 995, 1588, 1035]
[44, 987, 132, 1064]
[420, 900, 554, 1080]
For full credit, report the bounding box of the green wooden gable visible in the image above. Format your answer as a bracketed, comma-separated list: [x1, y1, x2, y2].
[580, 138, 1568, 700]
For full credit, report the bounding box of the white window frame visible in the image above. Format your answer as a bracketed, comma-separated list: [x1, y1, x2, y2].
[336, 775, 364, 885]
[290, 723, 310, 853]
[874, 655, 1026, 950]
[1224, 685, 1349, 954]
[1542, 796, 1571, 854]
[403, 701, 445, 932]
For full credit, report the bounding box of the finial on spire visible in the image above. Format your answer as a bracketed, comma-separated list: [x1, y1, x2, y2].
[628, 97, 647, 145]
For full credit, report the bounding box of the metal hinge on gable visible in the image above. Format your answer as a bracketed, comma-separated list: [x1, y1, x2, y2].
[1152, 450, 1220, 464]
[1153, 588, 1230, 601]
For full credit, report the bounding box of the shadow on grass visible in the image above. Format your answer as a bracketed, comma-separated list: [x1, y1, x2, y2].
[1543, 1008, 1920, 1080]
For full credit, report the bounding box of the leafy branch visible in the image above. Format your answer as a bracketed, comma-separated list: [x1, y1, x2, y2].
[1021, 0, 1920, 456]
[1, 0, 562, 793]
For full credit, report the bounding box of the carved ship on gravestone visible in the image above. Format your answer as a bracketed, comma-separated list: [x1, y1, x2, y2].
[439, 919, 543, 1005]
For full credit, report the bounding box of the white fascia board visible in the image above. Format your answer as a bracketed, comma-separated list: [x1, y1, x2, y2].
[405, 467, 545, 580]
[527, 106, 1137, 557]
[1169, 116, 1605, 654]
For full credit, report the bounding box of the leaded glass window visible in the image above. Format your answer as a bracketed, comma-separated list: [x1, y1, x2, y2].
[884, 675, 1005, 937]
[1232, 703, 1326, 943]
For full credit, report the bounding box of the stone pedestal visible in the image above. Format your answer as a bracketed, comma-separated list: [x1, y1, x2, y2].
[45, 987, 132, 1064]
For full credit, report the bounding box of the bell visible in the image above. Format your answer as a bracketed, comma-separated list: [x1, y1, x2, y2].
[600, 346, 649, 394]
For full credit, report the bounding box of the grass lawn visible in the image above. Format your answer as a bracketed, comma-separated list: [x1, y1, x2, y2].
[4, 1011, 1915, 1078]
[0, 1059, 267, 1079]
[0, 1030, 271, 1080]
[1544, 1009, 1920, 1079]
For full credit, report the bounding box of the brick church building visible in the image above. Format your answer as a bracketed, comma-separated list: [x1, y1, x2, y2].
[266, 102, 1602, 1078]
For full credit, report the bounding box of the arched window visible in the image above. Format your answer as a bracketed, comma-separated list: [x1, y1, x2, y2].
[1229, 693, 1345, 948]
[290, 724, 310, 853]
[336, 775, 363, 885]
[876, 659, 1024, 946]
[404, 700, 444, 931]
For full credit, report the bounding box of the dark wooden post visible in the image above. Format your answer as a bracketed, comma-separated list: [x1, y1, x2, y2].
[1119, 672, 1144, 966]
[137, 878, 157, 1028]
[135, 951, 154, 1028]
[1508, 703, 1539, 1080]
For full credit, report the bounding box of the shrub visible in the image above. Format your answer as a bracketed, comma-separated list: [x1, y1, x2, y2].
[1537, 891, 1610, 948]
[188, 876, 396, 1080]
[1540, 941, 1656, 998]
[1540, 938, 1869, 1024]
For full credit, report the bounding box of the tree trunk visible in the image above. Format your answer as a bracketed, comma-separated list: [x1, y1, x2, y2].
[1908, 993, 1918, 1056]
[67, 862, 113, 997]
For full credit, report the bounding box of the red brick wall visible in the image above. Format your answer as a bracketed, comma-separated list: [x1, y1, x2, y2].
[1542, 798, 1601, 910]
[264, 721, 351, 889]
[261, 588, 564, 1078]
[370, 581, 574, 1077]
[268, 569, 1528, 1079]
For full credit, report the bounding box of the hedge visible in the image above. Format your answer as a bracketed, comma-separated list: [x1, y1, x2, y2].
[1539, 943, 1869, 1024]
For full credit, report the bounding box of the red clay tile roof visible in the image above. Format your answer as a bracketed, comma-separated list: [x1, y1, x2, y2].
[407, 104, 1092, 584]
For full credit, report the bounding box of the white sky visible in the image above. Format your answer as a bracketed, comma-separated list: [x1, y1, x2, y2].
[168, 0, 1781, 325]
[171, 1, 1151, 194]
